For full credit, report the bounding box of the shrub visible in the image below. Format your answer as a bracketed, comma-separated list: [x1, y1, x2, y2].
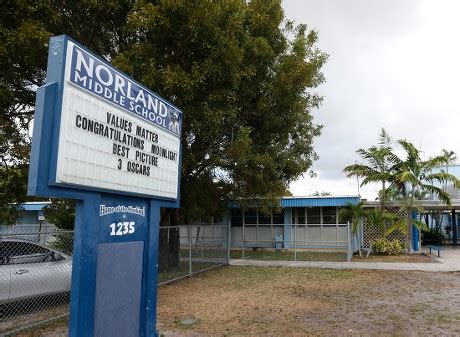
[372, 238, 405, 255]
[422, 228, 445, 245]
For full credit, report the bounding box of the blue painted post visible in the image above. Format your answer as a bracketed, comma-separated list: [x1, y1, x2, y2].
[69, 196, 100, 336]
[452, 209, 458, 246]
[412, 211, 420, 251]
[145, 201, 162, 336]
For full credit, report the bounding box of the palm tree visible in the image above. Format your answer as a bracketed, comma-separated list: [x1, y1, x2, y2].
[441, 149, 457, 191]
[391, 140, 459, 250]
[339, 201, 366, 257]
[343, 128, 398, 210]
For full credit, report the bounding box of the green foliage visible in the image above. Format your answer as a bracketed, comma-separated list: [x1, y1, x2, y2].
[0, 165, 28, 225]
[343, 128, 397, 209]
[1, 1, 325, 223]
[344, 128, 459, 250]
[391, 140, 459, 207]
[43, 199, 75, 255]
[43, 199, 75, 230]
[365, 208, 397, 231]
[49, 232, 74, 255]
[311, 191, 332, 196]
[372, 238, 405, 255]
[421, 228, 445, 246]
[116, 1, 326, 221]
[0, 1, 133, 224]
[338, 201, 366, 235]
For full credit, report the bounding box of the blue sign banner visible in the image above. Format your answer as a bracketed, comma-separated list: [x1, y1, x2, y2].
[69, 45, 182, 136]
[98, 200, 148, 243]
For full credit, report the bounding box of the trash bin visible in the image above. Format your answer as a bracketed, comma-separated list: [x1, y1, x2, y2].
[275, 234, 283, 251]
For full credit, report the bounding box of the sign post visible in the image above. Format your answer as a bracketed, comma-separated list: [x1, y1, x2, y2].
[28, 35, 183, 337]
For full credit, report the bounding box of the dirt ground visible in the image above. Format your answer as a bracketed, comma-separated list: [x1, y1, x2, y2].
[157, 266, 460, 336]
[6, 266, 460, 336]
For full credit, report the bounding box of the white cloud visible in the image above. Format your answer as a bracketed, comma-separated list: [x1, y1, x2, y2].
[285, 0, 460, 199]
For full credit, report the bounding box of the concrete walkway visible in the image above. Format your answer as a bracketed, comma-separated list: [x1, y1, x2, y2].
[423, 246, 460, 271]
[230, 247, 460, 272]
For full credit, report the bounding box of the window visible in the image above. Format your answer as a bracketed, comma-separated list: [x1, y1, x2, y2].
[1, 241, 52, 265]
[292, 208, 305, 224]
[244, 209, 257, 224]
[297, 208, 306, 224]
[322, 207, 337, 224]
[306, 207, 321, 224]
[258, 212, 271, 224]
[273, 209, 285, 224]
[230, 208, 243, 227]
[213, 214, 223, 224]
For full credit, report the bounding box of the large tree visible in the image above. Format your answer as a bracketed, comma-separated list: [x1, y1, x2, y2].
[0, 1, 52, 224]
[1, 1, 326, 224]
[0, 1, 134, 224]
[116, 0, 326, 221]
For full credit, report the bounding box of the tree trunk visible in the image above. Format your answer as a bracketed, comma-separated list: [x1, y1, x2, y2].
[406, 212, 413, 253]
[381, 181, 386, 210]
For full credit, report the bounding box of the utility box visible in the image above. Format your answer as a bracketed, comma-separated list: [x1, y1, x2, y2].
[275, 234, 283, 251]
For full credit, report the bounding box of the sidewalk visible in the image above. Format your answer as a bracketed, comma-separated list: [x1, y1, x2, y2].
[423, 246, 460, 271]
[230, 255, 460, 272]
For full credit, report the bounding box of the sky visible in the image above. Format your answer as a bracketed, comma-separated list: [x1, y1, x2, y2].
[284, 0, 460, 200]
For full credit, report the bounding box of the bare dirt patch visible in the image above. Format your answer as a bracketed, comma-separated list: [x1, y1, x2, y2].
[157, 266, 460, 336]
[5, 267, 459, 336]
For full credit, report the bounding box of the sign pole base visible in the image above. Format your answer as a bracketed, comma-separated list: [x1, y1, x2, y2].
[69, 194, 161, 337]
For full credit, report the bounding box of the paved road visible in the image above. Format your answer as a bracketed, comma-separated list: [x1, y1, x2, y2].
[230, 247, 460, 272]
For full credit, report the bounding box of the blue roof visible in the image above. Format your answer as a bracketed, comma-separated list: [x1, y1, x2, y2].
[281, 196, 359, 207]
[229, 196, 360, 208]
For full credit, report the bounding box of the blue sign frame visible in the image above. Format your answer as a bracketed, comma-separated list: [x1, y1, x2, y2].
[28, 34, 182, 203]
[28, 35, 183, 337]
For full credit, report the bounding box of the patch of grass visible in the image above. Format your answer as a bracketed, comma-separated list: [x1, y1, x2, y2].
[231, 249, 348, 261]
[158, 261, 221, 284]
[351, 253, 437, 263]
[409, 303, 427, 315]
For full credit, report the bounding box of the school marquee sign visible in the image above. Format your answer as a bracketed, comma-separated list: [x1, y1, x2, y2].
[55, 41, 181, 199]
[28, 35, 182, 337]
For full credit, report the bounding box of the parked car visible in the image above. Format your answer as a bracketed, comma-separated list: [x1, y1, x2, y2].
[0, 238, 72, 305]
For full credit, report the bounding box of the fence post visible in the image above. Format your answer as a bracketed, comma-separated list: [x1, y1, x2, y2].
[242, 215, 245, 259]
[227, 219, 231, 263]
[188, 226, 192, 276]
[294, 224, 297, 261]
[201, 226, 204, 259]
[347, 221, 352, 262]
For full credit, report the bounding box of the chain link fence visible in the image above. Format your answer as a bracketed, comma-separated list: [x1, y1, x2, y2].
[0, 224, 228, 335]
[0, 227, 73, 335]
[158, 224, 228, 285]
[231, 223, 351, 262]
